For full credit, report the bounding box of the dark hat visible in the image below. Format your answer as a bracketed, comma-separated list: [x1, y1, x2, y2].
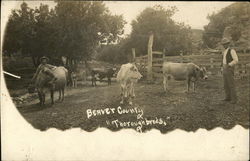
[40, 56, 49, 62]
[221, 37, 231, 45]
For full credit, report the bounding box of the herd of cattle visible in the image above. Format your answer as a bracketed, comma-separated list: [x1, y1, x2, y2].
[28, 61, 209, 106]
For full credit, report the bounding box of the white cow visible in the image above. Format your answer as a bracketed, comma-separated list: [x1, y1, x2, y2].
[162, 62, 208, 92]
[117, 63, 142, 105]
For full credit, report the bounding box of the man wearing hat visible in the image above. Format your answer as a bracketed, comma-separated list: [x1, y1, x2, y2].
[31, 56, 57, 87]
[221, 37, 238, 104]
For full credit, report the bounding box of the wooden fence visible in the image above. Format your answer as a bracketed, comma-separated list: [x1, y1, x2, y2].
[135, 52, 250, 80]
[133, 33, 250, 81]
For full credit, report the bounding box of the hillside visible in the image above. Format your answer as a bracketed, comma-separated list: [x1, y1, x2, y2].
[203, 2, 250, 52]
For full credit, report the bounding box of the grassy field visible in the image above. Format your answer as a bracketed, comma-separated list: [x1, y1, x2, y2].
[3, 55, 249, 133]
[16, 75, 249, 133]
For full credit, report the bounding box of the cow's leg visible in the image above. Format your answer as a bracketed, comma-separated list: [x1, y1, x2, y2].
[124, 85, 128, 98]
[163, 74, 168, 92]
[192, 81, 195, 92]
[37, 91, 42, 106]
[91, 77, 95, 87]
[94, 77, 97, 86]
[75, 80, 77, 88]
[39, 88, 45, 106]
[186, 78, 190, 93]
[128, 96, 133, 105]
[58, 89, 61, 101]
[108, 77, 111, 85]
[61, 88, 65, 102]
[120, 84, 125, 104]
[128, 84, 133, 105]
[120, 87, 124, 104]
[131, 83, 135, 98]
[50, 89, 54, 105]
[71, 78, 73, 87]
[42, 92, 45, 106]
[123, 82, 130, 98]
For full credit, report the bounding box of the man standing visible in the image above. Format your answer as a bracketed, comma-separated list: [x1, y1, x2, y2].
[221, 38, 238, 104]
[32, 56, 57, 87]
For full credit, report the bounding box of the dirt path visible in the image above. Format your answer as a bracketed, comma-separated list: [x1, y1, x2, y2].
[17, 76, 249, 133]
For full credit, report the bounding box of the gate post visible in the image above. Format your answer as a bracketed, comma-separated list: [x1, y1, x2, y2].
[163, 48, 166, 61]
[132, 48, 136, 62]
[147, 32, 153, 81]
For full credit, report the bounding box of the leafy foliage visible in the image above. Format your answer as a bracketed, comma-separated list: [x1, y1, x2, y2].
[203, 2, 250, 49]
[128, 5, 193, 56]
[3, 2, 126, 67]
[96, 37, 131, 64]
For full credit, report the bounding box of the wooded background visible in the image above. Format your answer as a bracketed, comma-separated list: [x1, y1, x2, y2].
[3, 2, 250, 70]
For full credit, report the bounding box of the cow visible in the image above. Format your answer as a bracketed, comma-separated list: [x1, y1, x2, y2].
[116, 63, 142, 105]
[28, 66, 68, 106]
[162, 62, 208, 92]
[70, 71, 77, 88]
[91, 67, 117, 86]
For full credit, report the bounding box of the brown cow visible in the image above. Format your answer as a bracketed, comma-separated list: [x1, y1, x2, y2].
[162, 62, 208, 92]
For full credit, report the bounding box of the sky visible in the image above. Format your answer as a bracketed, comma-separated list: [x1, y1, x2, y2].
[2, 1, 234, 35]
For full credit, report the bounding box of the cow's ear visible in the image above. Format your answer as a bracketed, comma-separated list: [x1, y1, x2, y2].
[130, 66, 135, 71]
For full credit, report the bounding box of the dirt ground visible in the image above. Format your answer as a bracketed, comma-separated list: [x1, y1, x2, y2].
[16, 75, 249, 133]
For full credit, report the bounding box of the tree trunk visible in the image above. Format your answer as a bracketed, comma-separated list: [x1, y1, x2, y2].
[32, 56, 39, 68]
[84, 60, 91, 76]
[66, 57, 68, 66]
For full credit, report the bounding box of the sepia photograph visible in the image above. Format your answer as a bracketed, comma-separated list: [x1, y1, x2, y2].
[1, 1, 249, 160]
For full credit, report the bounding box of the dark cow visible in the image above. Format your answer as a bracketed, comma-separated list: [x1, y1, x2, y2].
[91, 68, 117, 86]
[162, 62, 208, 92]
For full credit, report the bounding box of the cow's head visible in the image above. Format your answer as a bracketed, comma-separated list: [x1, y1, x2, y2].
[129, 64, 142, 81]
[111, 67, 118, 77]
[197, 67, 208, 80]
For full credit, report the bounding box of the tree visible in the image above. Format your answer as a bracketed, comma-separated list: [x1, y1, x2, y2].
[3, 2, 58, 67]
[203, 2, 250, 49]
[54, 1, 126, 67]
[127, 5, 192, 56]
[32, 4, 58, 66]
[3, 2, 36, 57]
[3, 1, 126, 68]
[96, 37, 131, 64]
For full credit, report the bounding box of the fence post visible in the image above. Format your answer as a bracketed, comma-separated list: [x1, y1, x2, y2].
[163, 48, 165, 61]
[132, 48, 136, 62]
[147, 32, 154, 81]
[210, 58, 214, 68]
